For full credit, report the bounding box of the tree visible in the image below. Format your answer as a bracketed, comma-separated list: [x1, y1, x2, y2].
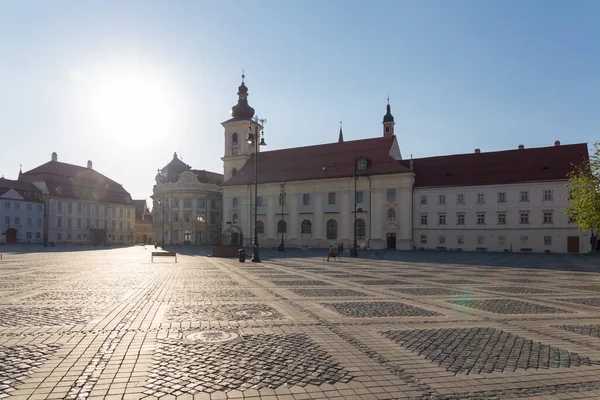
[565, 142, 600, 232]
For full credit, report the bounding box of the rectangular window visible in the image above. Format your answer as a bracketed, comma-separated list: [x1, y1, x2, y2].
[173, 213, 179, 222]
[57, 233, 62, 241]
[498, 235, 506, 245]
[37, 204, 42, 212]
[457, 235, 464, 245]
[521, 235, 529, 246]
[13, 202, 19, 210]
[67, 233, 72, 240]
[256, 196, 264, 206]
[67, 218, 72, 229]
[477, 212, 485, 225]
[232, 197, 238, 208]
[78, 204, 82, 215]
[544, 236, 552, 246]
[77, 218, 82, 229]
[420, 195, 427, 205]
[438, 194, 446, 205]
[27, 217, 32, 226]
[95, 219, 99, 228]
[15, 216, 20, 225]
[103, 220, 107, 229]
[4, 216, 9, 224]
[303, 194, 310, 205]
[438, 213, 446, 225]
[328, 192, 336, 204]
[439, 235, 446, 245]
[420, 235, 427, 244]
[57, 216, 62, 228]
[457, 213, 465, 225]
[26, 232, 32, 239]
[184, 198, 192, 208]
[174, 199, 179, 207]
[520, 212, 529, 224]
[420, 214, 428, 225]
[477, 235, 485, 245]
[37, 218, 42, 226]
[543, 211, 553, 224]
[36, 232, 41, 239]
[57, 201, 62, 214]
[520, 191, 529, 202]
[457, 194, 465, 204]
[476, 193, 485, 204]
[27, 204, 32, 211]
[356, 191, 364, 203]
[67, 203, 72, 214]
[86, 218, 91, 228]
[119, 221, 123, 231]
[387, 189, 396, 202]
[197, 198, 206, 208]
[497, 212, 507, 225]
[77, 233, 81, 240]
[211, 199, 218, 209]
[543, 190, 553, 201]
[497, 192, 507, 203]
[4, 202, 9, 209]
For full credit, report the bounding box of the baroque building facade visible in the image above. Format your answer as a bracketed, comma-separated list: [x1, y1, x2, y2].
[18, 152, 136, 245]
[220, 77, 589, 253]
[151, 153, 223, 246]
[0, 178, 44, 244]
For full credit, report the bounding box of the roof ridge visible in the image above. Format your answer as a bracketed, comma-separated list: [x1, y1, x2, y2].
[410, 143, 588, 161]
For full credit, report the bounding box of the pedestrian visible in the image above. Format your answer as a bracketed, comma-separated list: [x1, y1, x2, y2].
[590, 233, 597, 253]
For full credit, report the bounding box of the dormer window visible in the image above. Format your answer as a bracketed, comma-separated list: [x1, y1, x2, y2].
[69, 177, 74, 183]
[24, 191, 30, 198]
[93, 192, 99, 199]
[125, 197, 130, 203]
[55, 187, 62, 194]
[185, 176, 191, 184]
[232, 132, 238, 145]
[357, 157, 367, 170]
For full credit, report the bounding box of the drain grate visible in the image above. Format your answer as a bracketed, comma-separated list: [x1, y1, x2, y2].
[183, 330, 242, 345]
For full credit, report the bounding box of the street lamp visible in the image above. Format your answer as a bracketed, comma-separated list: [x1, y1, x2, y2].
[157, 199, 165, 248]
[247, 115, 267, 262]
[278, 183, 286, 252]
[351, 158, 359, 257]
[41, 192, 51, 247]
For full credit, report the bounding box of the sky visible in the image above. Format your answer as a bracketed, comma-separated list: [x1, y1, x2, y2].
[1, 0, 598, 207]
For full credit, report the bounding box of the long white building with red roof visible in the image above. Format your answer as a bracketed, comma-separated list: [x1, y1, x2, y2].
[220, 77, 590, 253]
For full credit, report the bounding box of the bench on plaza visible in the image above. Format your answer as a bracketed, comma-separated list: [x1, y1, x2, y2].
[151, 251, 177, 263]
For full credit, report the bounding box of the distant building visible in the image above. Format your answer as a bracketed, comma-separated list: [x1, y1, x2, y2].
[133, 199, 152, 244]
[0, 178, 44, 244]
[151, 153, 223, 246]
[220, 77, 589, 253]
[19, 152, 136, 245]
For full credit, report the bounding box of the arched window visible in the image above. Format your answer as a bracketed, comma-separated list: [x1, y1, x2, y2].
[385, 126, 390, 133]
[277, 220, 287, 233]
[232, 213, 238, 224]
[231, 168, 237, 177]
[387, 208, 396, 222]
[232, 132, 238, 144]
[256, 220, 264, 234]
[355, 218, 366, 239]
[301, 220, 312, 234]
[326, 219, 337, 240]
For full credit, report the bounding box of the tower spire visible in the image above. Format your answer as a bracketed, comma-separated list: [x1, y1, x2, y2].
[338, 121, 344, 143]
[382, 97, 395, 138]
[230, 72, 255, 120]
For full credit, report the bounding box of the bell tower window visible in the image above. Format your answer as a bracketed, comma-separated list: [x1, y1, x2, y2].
[385, 126, 390, 133]
[232, 132, 238, 145]
[232, 168, 237, 177]
[231, 147, 238, 156]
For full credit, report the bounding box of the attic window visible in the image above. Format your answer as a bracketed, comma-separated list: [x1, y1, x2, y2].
[185, 176, 191, 184]
[69, 177, 74, 183]
[24, 191, 30, 198]
[93, 192, 99, 199]
[55, 187, 62, 194]
[125, 197, 131, 203]
[357, 158, 367, 170]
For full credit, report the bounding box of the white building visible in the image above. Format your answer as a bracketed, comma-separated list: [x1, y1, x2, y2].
[219, 77, 589, 253]
[0, 178, 44, 244]
[19, 153, 136, 245]
[151, 153, 223, 246]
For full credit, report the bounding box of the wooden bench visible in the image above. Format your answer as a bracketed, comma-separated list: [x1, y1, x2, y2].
[151, 251, 177, 263]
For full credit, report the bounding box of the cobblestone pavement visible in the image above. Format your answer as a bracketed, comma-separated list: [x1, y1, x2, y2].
[2, 246, 600, 399]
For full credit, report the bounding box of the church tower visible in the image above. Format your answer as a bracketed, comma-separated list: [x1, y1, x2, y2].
[382, 98, 395, 138]
[221, 74, 263, 182]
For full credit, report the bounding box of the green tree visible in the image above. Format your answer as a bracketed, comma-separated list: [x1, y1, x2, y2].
[565, 142, 600, 232]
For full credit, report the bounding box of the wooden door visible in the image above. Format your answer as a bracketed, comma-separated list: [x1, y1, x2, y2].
[567, 236, 579, 253]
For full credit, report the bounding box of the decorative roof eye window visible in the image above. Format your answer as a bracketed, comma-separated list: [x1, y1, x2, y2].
[93, 192, 99, 199]
[125, 197, 130, 203]
[357, 157, 367, 170]
[185, 176, 191, 184]
[55, 186, 62, 194]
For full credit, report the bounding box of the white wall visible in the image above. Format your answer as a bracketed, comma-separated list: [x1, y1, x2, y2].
[0, 192, 44, 244]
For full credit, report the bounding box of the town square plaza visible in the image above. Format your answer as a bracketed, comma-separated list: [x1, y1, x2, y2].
[2, 246, 600, 400]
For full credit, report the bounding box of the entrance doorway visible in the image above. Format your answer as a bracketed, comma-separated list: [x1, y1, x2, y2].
[386, 233, 396, 249]
[184, 231, 191, 244]
[567, 236, 580, 253]
[6, 228, 17, 244]
[142, 234, 148, 244]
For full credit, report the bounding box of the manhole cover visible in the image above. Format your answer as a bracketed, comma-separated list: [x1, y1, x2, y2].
[233, 309, 274, 318]
[184, 330, 241, 344]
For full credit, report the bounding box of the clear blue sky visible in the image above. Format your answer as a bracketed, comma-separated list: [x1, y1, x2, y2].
[1, 0, 598, 206]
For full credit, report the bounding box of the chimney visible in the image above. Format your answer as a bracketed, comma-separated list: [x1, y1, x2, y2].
[474, 148, 481, 153]
[554, 140, 561, 146]
[87, 160, 93, 169]
[410, 159, 414, 171]
[51, 152, 57, 162]
[518, 144, 525, 150]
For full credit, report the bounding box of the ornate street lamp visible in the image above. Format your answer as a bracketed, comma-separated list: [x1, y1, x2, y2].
[278, 183, 286, 252]
[247, 115, 267, 262]
[157, 199, 165, 248]
[41, 192, 51, 247]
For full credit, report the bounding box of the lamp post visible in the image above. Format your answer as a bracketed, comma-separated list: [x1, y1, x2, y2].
[247, 115, 267, 262]
[157, 199, 165, 248]
[42, 193, 51, 247]
[278, 183, 286, 252]
[351, 158, 359, 257]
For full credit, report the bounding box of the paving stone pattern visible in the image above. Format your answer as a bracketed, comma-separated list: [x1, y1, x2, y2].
[289, 288, 368, 297]
[383, 327, 591, 374]
[146, 333, 352, 395]
[0, 343, 61, 396]
[554, 324, 600, 338]
[321, 301, 442, 317]
[450, 299, 573, 314]
[391, 287, 469, 296]
[166, 303, 282, 322]
[484, 286, 558, 294]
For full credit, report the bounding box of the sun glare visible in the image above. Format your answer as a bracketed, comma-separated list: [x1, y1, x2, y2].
[90, 68, 175, 145]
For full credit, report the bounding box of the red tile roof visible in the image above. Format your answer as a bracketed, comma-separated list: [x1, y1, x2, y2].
[223, 136, 409, 186]
[0, 178, 43, 202]
[19, 161, 133, 204]
[401, 143, 589, 188]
